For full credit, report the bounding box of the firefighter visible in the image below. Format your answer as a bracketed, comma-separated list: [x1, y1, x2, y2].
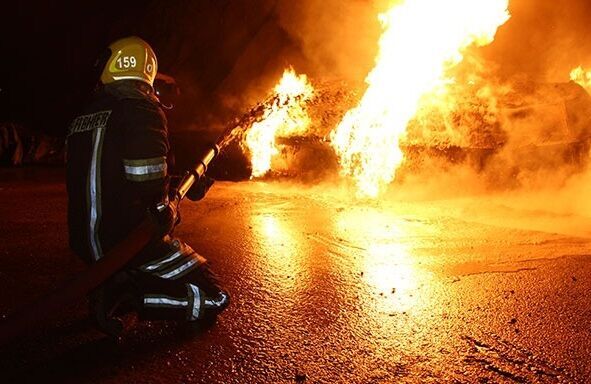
[66, 36, 229, 336]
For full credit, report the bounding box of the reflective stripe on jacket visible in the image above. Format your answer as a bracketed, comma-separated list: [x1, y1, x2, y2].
[66, 81, 169, 263]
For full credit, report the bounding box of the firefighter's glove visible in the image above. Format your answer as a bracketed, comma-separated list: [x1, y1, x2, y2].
[187, 175, 215, 201]
[150, 197, 180, 236]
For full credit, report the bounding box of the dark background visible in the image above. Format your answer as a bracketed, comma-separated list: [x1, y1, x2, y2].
[0, 0, 283, 137]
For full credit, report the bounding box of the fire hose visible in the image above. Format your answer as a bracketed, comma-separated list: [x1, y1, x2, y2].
[0, 96, 276, 346]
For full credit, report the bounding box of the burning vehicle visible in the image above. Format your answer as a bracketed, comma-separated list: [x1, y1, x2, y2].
[239, 78, 591, 189]
[402, 80, 591, 175]
[233, 0, 591, 196]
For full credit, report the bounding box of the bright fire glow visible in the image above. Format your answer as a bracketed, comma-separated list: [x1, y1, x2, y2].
[330, 0, 510, 197]
[570, 66, 591, 92]
[245, 68, 315, 177]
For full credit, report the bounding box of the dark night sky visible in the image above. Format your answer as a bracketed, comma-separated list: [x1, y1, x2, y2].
[0, 0, 280, 136]
[1, 1, 149, 133]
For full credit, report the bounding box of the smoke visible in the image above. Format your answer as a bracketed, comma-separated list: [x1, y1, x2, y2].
[392, 77, 591, 217]
[275, 0, 386, 86]
[389, 0, 591, 212]
[271, 0, 591, 85]
[213, 0, 387, 132]
[212, 0, 591, 219]
[482, 0, 591, 82]
[228, 0, 591, 239]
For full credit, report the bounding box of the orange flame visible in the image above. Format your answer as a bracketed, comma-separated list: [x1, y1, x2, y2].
[330, 0, 510, 197]
[245, 68, 315, 177]
[570, 66, 591, 92]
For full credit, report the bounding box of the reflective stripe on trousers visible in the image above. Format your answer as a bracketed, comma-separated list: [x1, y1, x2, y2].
[142, 283, 203, 320]
[140, 241, 205, 280]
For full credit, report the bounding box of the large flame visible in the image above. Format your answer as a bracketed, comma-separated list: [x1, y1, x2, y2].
[245, 68, 315, 177]
[330, 0, 510, 197]
[570, 66, 591, 92]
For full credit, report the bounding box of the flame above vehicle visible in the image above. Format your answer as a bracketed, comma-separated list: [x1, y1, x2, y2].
[244, 68, 315, 178]
[241, 0, 513, 196]
[330, 0, 511, 197]
[570, 66, 591, 92]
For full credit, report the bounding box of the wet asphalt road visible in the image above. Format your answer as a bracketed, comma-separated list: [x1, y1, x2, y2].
[1, 167, 591, 383]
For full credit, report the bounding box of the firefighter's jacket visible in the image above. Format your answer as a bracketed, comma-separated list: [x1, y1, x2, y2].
[67, 81, 169, 264]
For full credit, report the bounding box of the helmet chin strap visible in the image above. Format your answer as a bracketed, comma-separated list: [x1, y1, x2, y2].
[160, 102, 174, 110]
[155, 89, 174, 110]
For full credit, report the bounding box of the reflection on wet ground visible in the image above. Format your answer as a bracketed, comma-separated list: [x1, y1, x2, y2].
[180, 182, 591, 383]
[1, 174, 591, 383]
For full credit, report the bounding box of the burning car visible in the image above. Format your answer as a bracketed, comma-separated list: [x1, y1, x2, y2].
[240, 75, 591, 190]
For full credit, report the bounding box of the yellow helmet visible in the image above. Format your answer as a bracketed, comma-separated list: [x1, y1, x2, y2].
[100, 36, 158, 86]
